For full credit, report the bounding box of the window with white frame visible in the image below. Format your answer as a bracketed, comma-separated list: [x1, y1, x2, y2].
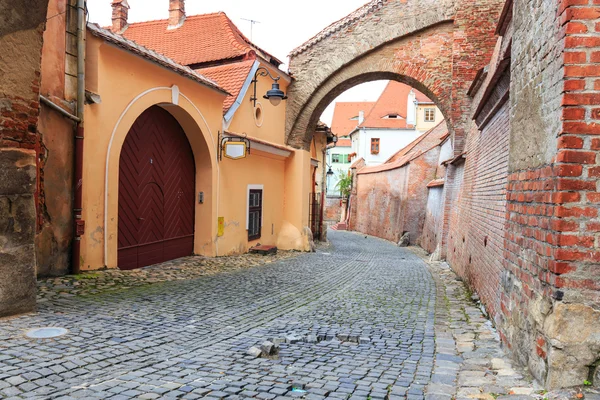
[424, 108, 435, 122]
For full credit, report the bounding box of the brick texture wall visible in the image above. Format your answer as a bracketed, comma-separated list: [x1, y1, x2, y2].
[447, 102, 510, 319]
[501, 0, 600, 388]
[353, 148, 441, 245]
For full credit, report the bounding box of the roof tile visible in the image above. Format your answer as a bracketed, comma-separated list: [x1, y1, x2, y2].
[359, 81, 431, 129]
[330, 102, 375, 137]
[197, 60, 255, 113]
[122, 12, 281, 67]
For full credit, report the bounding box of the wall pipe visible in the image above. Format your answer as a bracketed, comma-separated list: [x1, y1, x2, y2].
[39, 95, 80, 123]
[72, 0, 86, 274]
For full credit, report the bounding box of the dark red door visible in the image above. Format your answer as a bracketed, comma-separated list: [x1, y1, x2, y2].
[118, 106, 196, 270]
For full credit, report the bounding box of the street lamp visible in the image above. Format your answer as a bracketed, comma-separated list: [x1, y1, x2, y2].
[251, 67, 288, 107]
[327, 167, 334, 176]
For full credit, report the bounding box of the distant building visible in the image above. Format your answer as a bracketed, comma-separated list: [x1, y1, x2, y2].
[326, 81, 444, 195]
[349, 81, 443, 166]
[327, 102, 375, 196]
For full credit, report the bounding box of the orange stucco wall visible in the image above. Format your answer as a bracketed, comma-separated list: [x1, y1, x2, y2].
[218, 61, 312, 253]
[80, 36, 313, 270]
[81, 34, 225, 270]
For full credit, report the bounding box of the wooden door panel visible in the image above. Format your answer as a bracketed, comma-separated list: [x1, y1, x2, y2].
[118, 106, 196, 269]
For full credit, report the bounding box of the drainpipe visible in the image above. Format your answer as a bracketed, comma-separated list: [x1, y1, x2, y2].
[320, 145, 327, 241]
[72, 0, 86, 274]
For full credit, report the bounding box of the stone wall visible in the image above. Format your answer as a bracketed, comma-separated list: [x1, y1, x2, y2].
[323, 197, 343, 227]
[0, 0, 50, 316]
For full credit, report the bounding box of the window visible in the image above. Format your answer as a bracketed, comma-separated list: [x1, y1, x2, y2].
[332, 154, 341, 163]
[371, 138, 380, 155]
[248, 189, 262, 241]
[424, 108, 435, 122]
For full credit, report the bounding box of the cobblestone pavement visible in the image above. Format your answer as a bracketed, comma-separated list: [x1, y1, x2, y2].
[1, 231, 598, 399]
[37, 251, 300, 303]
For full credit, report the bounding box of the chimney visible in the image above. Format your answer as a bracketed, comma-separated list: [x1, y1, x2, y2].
[168, 0, 186, 29]
[111, 0, 129, 33]
[358, 110, 365, 125]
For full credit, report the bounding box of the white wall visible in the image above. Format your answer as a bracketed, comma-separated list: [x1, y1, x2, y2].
[438, 138, 453, 164]
[353, 128, 422, 166]
[326, 146, 353, 196]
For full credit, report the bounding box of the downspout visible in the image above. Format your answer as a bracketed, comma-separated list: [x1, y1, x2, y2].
[320, 145, 327, 241]
[72, 0, 86, 273]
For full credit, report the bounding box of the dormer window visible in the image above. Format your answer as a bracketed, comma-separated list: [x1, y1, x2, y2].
[350, 116, 359, 120]
[424, 108, 435, 122]
[383, 114, 402, 119]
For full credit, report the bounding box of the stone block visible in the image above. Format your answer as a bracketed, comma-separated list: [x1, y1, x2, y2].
[0, 149, 37, 317]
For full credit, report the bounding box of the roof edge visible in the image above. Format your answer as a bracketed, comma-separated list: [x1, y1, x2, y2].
[224, 60, 261, 123]
[87, 23, 230, 96]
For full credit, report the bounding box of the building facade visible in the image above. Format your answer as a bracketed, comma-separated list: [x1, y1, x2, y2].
[349, 81, 443, 166]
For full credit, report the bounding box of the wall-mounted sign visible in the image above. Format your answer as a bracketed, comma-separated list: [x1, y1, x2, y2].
[223, 141, 247, 160]
[218, 132, 252, 161]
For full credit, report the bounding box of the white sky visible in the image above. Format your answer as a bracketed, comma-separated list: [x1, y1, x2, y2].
[86, 0, 387, 126]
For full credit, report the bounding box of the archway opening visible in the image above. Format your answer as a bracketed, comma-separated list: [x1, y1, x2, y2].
[317, 76, 450, 197]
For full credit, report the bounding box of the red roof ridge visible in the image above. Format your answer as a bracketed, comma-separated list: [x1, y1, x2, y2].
[124, 12, 225, 29]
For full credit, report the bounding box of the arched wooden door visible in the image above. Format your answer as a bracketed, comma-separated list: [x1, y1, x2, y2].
[118, 106, 196, 270]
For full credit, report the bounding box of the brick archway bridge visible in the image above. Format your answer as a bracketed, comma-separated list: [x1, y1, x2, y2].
[285, 0, 503, 153]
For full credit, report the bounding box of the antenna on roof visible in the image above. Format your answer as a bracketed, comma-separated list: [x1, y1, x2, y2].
[241, 18, 261, 41]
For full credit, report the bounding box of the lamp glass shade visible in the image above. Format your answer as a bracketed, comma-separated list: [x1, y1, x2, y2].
[264, 82, 286, 107]
[333, 135, 338, 143]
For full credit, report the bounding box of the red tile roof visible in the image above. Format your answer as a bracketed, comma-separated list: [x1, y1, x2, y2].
[87, 23, 226, 94]
[358, 121, 448, 175]
[359, 81, 431, 129]
[197, 60, 255, 113]
[336, 138, 352, 147]
[330, 101, 375, 137]
[122, 12, 282, 67]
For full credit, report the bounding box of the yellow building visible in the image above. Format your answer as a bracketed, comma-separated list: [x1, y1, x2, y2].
[39, 0, 314, 272]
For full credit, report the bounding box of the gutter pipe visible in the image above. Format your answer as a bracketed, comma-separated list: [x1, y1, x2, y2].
[72, 0, 86, 273]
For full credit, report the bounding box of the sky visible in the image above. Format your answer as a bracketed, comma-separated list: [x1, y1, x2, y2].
[86, 0, 387, 126]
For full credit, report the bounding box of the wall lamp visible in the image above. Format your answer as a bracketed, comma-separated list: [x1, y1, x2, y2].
[251, 67, 288, 107]
[327, 166, 334, 176]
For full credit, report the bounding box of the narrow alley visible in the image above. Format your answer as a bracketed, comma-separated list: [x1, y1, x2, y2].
[0, 231, 549, 399]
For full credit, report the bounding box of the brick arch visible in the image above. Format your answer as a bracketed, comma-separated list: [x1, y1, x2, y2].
[288, 22, 454, 150]
[286, 0, 504, 151]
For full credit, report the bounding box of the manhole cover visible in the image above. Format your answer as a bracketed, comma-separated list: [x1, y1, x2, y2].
[25, 327, 68, 339]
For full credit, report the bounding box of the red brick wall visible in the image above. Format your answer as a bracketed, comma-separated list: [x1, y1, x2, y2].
[451, 0, 507, 155]
[353, 149, 440, 244]
[498, 0, 600, 388]
[447, 102, 510, 318]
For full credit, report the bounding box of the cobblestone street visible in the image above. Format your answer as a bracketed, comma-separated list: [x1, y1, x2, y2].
[0, 231, 592, 400]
